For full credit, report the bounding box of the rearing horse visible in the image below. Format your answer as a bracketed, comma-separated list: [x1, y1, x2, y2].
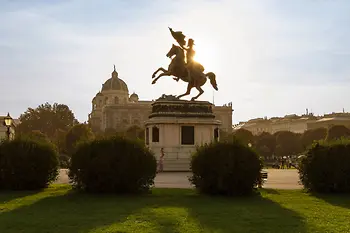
[152, 44, 218, 101]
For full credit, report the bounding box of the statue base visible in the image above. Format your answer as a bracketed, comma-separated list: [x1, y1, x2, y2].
[145, 95, 221, 171]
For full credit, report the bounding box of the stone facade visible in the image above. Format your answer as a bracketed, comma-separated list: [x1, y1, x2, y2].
[234, 113, 350, 135]
[145, 99, 221, 171]
[88, 68, 233, 133]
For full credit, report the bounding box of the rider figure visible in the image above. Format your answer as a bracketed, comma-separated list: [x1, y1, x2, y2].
[183, 38, 195, 83]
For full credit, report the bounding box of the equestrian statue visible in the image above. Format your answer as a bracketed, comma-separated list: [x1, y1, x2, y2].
[152, 27, 218, 101]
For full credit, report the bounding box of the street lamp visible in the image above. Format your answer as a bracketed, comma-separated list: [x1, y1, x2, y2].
[3, 113, 13, 140]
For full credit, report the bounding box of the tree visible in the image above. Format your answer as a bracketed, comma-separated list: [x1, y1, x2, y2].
[53, 129, 67, 154]
[326, 125, 350, 141]
[232, 129, 254, 146]
[274, 131, 302, 157]
[219, 129, 232, 141]
[103, 128, 118, 138]
[125, 125, 145, 140]
[65, 124, 94, 156]
[16, 102, 78, 141]
[254, 132, 276, 159]
[18, 130, 50, 143]
[301, 128, 327, 149]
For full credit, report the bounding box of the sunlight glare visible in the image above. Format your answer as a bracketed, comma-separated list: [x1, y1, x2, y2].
[190, 39, 216, 71]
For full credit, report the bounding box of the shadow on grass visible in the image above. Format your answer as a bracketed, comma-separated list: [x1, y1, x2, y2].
[261, 188, 281, 195]
[0, 187, 307, 233]
[0, 190, 40, 203]
[179, 194, 306, 233]
[313, 192, 350, 210]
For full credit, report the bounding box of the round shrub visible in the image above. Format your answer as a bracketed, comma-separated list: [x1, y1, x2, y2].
[298, 139, 350, 193]
[0, 138, 59, 190]
[189, 140, 263, 196]
[69, 136, 157, 194]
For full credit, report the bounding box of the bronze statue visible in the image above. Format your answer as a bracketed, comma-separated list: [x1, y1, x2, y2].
[168, 27, 186, 48]
[152, 28, 218, 101]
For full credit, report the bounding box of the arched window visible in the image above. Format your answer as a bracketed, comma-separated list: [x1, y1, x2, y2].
[104, 97, 108, 104]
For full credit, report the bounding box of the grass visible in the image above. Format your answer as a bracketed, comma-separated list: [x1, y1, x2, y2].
[0, 185, 350, 233]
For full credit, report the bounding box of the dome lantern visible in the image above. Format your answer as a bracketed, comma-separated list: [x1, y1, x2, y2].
[111, 64, 118, 79]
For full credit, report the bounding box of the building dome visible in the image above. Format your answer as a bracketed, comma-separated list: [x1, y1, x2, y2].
[130, 92, 138, 98]
[101, 66, 129, 93]
[129, 92, 139, 102]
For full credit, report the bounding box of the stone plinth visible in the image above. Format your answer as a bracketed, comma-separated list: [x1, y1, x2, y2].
[145, 95, 221, 171]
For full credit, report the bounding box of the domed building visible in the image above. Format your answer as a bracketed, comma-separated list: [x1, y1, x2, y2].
[88, 66, 233, 133]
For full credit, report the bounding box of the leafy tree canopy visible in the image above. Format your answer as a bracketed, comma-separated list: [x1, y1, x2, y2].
[326, 125, 350, 141]
[65, 124, 94, 156]
[301, 128, 327, 148]
[254, 132, 276, 158]
[274, 131, 302, 157]
[232, 129, 254, 146]
[17, 102, 78, 140]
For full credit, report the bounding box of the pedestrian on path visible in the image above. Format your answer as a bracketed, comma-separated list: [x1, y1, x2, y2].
[157, 147, 165, 173]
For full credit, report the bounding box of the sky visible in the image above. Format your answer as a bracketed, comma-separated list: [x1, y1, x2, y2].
[0, 0, 349, 124]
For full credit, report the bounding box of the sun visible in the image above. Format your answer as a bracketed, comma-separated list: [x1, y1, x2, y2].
[191, 40, 215, 70]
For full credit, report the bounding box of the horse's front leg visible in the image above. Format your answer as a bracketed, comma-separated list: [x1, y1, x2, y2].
[152, 67, 168, 79]
[177, 83, 193, 99]
[152, 71, 172, 84]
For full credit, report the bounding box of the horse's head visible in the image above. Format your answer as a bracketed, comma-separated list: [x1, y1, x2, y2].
[166, 44, 183, 58]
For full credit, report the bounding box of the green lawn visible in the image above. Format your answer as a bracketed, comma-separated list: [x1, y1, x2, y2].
[0, 185, 349, 233]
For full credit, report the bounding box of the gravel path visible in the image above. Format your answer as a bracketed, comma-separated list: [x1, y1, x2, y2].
[56, 169, 302, 189]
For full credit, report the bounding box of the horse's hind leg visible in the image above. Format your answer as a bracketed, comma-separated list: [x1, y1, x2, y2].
[152, 67, 167, 79]
[177, 84, 192, 99]
[191, 86, 204, 101]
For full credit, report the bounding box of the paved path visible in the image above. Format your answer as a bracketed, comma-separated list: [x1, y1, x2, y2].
[56, 169, 302, 189]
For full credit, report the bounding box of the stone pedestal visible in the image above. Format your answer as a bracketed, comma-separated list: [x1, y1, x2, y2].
[145, 95, 221, 171]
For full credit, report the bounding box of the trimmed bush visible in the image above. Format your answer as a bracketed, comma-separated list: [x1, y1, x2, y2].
[0, 138, 59, 190]
[69, 136, 157, 194]
[298, 139, 350, 193]
[190, 140, 263, 196]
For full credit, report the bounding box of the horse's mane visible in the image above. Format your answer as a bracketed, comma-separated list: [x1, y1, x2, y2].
[173, 44, 185, 56]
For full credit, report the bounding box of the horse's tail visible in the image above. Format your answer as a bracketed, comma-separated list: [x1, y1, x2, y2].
[206, 72, 218, 91]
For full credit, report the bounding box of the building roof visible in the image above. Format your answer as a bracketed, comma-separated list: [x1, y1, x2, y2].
[101, 67, 129, 93]
[314, 117, 350, 122]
